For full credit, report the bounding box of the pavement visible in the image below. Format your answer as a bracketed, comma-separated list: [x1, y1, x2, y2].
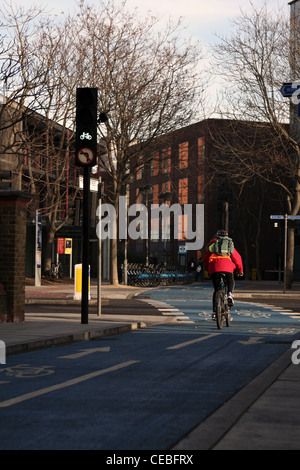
[1, 278, 300, 450]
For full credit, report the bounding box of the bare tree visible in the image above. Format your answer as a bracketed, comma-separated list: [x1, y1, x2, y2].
[0, 5, 83, 275]
[211, 1, 300, 287]
[1, 0, 206, 284]
[71, 0, 206, 284]
[0, 1, 49, 186]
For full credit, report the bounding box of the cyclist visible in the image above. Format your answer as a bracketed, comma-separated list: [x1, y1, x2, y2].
[203, 230, 243, 318]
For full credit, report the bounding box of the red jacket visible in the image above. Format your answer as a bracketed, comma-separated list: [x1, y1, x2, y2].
[203, 239, 243, 276]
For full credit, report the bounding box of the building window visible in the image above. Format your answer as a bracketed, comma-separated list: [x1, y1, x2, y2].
[162, 181, 171, 193]
[136, 155, 143, 180]
[150, 151, 159, 176]
[161, 181, 171, 201]
[179, 142, 188, 169]
[198, 137, 205, 165]
[178, 177, 188, 205]
[162, 147, 171, 173]
[198, 175, 204, 203]
[152, 184, 159, 205]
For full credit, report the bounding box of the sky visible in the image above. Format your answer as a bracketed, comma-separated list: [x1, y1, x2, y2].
[4, 0, 292, 117]
[9, 0, 290, 47]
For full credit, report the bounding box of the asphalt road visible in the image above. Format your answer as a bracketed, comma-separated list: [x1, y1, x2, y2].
[1, 283, 299, 450]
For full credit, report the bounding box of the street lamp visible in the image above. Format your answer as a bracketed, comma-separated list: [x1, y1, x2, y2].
[139, 184, 153, 266]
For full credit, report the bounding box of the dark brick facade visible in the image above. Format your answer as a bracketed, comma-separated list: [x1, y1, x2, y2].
[127, 118, 292, 277]
[0, 190, 32, 322]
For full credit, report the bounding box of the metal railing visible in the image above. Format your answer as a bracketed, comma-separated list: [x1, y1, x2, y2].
[125, 263, 195, 287]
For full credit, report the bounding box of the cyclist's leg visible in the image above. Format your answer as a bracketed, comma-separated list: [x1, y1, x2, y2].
[224, 272, 234, 305]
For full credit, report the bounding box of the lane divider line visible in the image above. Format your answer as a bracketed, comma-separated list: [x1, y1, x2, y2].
[166, 333, 219, 350]
[0, 360, 139, 408]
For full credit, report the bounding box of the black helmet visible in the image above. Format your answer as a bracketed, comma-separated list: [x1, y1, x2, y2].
[216, 230, 228, 237]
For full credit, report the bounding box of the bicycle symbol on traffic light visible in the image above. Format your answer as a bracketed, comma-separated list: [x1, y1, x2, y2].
[80, 132, 92, 141]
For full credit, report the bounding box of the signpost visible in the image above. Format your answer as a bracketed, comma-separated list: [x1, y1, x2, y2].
[35, 210, 42, 287]
[75, 88, 98, 324]
[280, 82, 300, 117]
[270, 214, 300, 293]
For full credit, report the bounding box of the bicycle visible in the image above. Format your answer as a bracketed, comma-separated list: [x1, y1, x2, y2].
[213, 273, 231, 329]
[50, 261, 63, 280]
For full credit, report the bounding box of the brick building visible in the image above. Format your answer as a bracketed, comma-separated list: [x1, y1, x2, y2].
[127, 118, 298, 279]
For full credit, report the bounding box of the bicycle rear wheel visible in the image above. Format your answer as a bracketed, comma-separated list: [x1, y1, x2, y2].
[225, 307, 231, 327]
[215, 290, 224, 329]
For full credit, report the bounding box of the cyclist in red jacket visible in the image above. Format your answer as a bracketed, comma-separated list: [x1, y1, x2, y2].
[203, 230, 243, 317]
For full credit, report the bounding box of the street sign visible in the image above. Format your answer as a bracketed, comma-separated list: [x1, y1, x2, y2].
[271, 215, 300, 220]
[57, 237, 65, 254]
[280, 83, 297, 97]
[280, 82, 300, 117]
[76, 147, 95, 165]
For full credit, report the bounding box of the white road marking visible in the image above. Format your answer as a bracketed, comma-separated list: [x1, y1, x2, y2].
[166, 333, 219, 350]
[0, 360, 139, 408]
[140, 298, 195, 323]
[238, 337, 263, 345]
[59, 347, 110, 359]
[158, 308, 180, 312]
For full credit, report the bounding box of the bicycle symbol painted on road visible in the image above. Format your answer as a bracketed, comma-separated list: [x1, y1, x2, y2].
[0, 364, 54, 378]
[249, 327, 296, 336]
[236, 309, 271, 319]
[197, 309, 272, 320]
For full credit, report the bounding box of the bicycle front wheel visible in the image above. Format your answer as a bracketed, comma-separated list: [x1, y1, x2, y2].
[225, 308, 231, 327]
[215, 290, 224, 329]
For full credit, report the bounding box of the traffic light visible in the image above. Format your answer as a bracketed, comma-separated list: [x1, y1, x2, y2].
[66, 199, 81, 225]
[75, 88, 98, 167]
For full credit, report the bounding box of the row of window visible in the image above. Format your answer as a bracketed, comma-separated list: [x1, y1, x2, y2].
[136, 137, 205, 180]
[135, 136, 205, 206]
[136, 174, 204, 207]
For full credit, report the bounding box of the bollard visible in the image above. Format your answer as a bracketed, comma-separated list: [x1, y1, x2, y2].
[74, 264, 90, 300]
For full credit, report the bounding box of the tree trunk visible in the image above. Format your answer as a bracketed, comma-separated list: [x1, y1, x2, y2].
[44, 225, 56, 275]
[286, 227, 295, 289]
[110, 190, 120, 286]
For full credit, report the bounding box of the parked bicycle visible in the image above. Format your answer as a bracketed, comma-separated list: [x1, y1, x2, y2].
[50, 261, 63, 280]
[125, 263, 195, 287]
[213, 272, 231, 329]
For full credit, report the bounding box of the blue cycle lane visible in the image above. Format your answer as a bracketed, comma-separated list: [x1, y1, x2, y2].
[0, 282, 300, 450]
[139, 282, 300, 338]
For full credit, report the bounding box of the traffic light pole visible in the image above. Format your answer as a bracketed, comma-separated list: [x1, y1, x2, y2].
[81, 166, 90, 324]
[74, 88, 105, 324]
